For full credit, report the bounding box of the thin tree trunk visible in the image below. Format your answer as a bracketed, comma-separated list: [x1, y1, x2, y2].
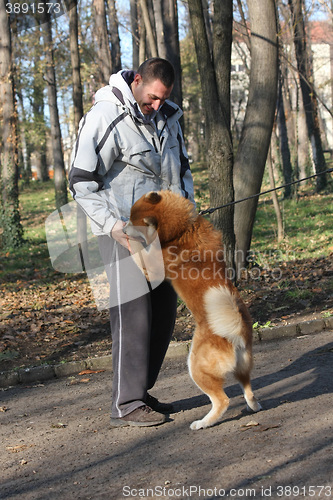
[40, 4, 68, 210]
[16, 91, 32, 183]
[139, 0, 158, 57]
[0, 0, 24, 247]
[153, 0, 167, 59]
[277, 71, 293, 198]
[162, 0, 182, 111]
[93, 0, 112, 84]
[130, 0, 140, 68]
[268, 144, 284, 242]
[202, 0, 213, 54]
[288, 0, 327, 191]
[108, 0, 122, 73]
[297, 82, 309, 180]
[139, 15, 146, 64]
[213, 0, 232, 131]
[32, 37, 48, 182]
[65, 0, 89, 270]
[234, 0, 278, 273]
[66, 0, 83, 132]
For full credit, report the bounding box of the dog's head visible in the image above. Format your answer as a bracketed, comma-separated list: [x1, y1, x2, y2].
[124, 190, 197, 246]
[123, 192, 160, 247]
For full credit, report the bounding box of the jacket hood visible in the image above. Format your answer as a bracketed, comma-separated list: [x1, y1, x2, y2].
[94, 70, 183, 124]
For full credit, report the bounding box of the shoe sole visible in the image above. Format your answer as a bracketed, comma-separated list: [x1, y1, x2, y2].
[110, 417, 166, 428]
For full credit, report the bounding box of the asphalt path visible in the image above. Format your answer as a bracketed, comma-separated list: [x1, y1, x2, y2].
[1, 329, 332, 500]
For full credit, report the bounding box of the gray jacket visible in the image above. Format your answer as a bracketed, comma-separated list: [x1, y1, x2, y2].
[69, 70, 195, 237]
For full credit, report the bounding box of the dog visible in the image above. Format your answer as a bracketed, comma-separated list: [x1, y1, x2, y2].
[124, 191, 261, 430]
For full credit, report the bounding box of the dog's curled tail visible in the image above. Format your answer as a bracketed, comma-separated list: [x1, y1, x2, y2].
[204, 285, 247, 349]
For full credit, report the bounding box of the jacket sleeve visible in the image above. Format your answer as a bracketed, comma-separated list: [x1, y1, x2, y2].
[177, 122, 195, 204]
[69, 103, 123, 236]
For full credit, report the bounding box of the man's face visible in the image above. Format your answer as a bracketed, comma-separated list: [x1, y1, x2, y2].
[131, 74, 173, 116]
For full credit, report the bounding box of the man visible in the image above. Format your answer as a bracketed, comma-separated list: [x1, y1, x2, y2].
[69, 58, 194, 427]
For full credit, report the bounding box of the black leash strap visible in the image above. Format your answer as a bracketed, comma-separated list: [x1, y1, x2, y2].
[198, 168, 333, 216]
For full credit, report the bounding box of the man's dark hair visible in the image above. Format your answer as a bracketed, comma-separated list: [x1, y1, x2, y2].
[137, 58, 175, 88]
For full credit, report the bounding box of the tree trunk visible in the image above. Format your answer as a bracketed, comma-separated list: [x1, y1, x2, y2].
[153, 0, 167, 59]
[159, 0, 183, 111]
[288, 0, 327, 191]
[268, 144, 284, 242]
[32, 35, 49, 182]
[139, 15, 146, 64]
[65, 0, 84, 133]
[108, 0, 122, 73]
[233, 0, 278, 273]
[202, 0, 213, 54]
[188, 0, 235, 276]
[147, 0, 183, 110]
[213, 0, 232, 130]
[297, 84, 310, 180]
[277, 71, 293, 198]
[64, 0, 89, 270]
[0, 0, 24, 248]
[93, 0, 112, 84]
[40, 5, 68, 210]
[16, 90, 32, 183]
[139, 0, 157, 57]
[130, 0, 140, 69]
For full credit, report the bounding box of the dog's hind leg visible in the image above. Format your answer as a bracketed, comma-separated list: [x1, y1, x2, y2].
[234, 368, 262, 413]
[188, 344, 231, 430]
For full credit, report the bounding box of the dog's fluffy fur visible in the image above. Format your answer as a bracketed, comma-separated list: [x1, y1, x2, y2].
[124, 191, 261, 430]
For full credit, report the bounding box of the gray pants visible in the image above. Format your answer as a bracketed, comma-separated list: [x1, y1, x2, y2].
[98, 235, 177, 418]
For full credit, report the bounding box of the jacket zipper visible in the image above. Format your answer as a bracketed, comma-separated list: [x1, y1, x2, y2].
[152, 137, 158, 153]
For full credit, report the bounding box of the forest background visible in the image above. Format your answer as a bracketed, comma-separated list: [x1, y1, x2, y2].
[0, 0, 332, 372]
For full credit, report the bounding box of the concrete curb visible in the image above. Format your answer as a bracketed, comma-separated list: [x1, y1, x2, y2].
[1, 316, 332, 390]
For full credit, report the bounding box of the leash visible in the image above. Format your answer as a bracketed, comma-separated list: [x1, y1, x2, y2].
[198, 168, 333, 216]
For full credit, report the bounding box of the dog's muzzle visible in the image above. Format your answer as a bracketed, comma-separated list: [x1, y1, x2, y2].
[123, 222, 147, 245]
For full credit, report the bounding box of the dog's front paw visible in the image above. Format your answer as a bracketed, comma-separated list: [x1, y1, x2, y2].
[190, 419, 205, 430]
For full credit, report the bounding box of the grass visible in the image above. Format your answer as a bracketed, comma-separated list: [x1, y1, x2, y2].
[0, 173, 332, 285]
[192, 161, 332, 264]
[0, 181, 59, 284]
[251, 191, 333, 264]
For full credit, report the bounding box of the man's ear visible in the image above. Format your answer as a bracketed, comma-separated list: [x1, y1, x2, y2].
[143, 216, 158, 229]
[133, 73, 142, 85]
[144, 191, 162, 204]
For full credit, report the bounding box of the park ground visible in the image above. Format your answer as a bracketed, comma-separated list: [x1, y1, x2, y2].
[1, 329, 332, 499]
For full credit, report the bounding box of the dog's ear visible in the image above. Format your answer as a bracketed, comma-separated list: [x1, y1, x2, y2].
[144, 191, 162, 204]
[143, 216, 158, 229]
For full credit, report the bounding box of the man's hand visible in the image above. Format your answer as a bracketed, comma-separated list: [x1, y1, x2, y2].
[111, 220, 129, 249]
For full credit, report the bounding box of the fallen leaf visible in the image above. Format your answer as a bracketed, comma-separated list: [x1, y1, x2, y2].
[51, 422, 67, 428]
[241, 420, 260, 428]
[7, 444, 35, 453]
[78, 369, 105, 375]
[260, 424, 281, 432]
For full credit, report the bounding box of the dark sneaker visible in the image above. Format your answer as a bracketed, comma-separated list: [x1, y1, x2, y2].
[110, 405, 166, 428]
[145, 393, 174, 414]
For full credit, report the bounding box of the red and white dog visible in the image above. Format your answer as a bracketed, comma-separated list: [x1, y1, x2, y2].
[124, 191, 261, 430]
